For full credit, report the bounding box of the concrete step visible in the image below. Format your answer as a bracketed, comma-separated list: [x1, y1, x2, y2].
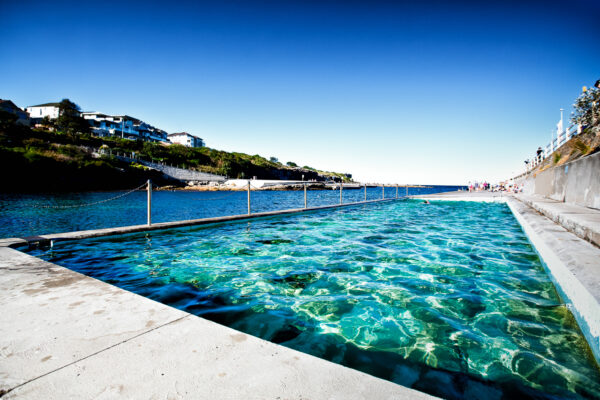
[515, 194, 600, 247]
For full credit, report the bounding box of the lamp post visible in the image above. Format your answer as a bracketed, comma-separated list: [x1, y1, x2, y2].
[560, 108, 564, 134]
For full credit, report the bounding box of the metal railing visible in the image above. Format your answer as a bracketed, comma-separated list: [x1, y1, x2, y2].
[240, 181, 407, 217]
[528, 124, 582, 170]
[99, 149, 226, 182]
[17, 180, 441, 244]
[145, 180, 418, 226]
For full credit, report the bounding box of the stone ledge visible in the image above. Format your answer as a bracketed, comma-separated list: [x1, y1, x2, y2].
[516, 194, 600, 247]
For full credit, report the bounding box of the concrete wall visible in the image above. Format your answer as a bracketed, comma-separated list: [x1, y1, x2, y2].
[519, 151, 600, 209]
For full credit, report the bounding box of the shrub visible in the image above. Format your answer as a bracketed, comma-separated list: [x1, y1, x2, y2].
[553, 152, 561, 163]
[572, 139, 590, 155]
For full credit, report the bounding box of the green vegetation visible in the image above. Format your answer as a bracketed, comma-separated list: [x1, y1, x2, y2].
[572, 138, 590, 155]
[55, 99, 90, 135]
[0, 123, 171, 192]
[572, 85, 600, 128]
[553, 152, 561, 164]
[0, 113, 351, 192]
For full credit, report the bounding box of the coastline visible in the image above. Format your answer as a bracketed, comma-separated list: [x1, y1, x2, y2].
[160, 183, 431, 192]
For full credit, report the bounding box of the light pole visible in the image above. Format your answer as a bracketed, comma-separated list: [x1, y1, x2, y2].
[560, 108, 564, 133]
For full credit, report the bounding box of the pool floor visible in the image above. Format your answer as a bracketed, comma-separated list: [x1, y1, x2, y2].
[31, 200, 600, 399]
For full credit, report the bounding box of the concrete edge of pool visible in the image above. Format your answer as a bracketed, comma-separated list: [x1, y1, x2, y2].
[1, 192, 599, 398]
[414, 192, 600, 366]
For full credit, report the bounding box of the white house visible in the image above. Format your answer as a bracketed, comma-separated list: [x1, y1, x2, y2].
[168, 132, 205, 148]
[26, 102, 62, 120]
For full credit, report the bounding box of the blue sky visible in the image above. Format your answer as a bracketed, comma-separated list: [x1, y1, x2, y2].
[1, 0, 598, 184]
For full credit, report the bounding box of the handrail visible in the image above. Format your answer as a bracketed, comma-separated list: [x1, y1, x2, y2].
[525, 123, 582, 172]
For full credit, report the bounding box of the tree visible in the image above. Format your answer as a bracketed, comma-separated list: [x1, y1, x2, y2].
[571, 86, 600, 128]
[40, 116, 55, 130]
[269, 156, 279, 163]
[286, 161, 298, 167]
[55, 98, 90, 135]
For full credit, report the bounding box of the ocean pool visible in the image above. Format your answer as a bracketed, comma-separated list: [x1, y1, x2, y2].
[30, 199, 600, 399]
[0, 185, 462, 239]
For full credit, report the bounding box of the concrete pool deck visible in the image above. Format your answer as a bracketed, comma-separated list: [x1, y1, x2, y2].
[1, 191, 599, 398]
[0, 246, 435, 399]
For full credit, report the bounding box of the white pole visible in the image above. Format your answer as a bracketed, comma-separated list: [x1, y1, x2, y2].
[339, 182, 343, 204]
[304, 182, 307, 209]
[364, 184, 367, 201]
[247, 180, 251, 215]
[382, 185, 384, 200]
[560, 108, 564, 133]
[147, 179, 152, 226]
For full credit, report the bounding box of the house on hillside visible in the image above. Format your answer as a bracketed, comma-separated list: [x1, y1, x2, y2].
[81, 112, 167, 143]
[25, 102, 63, 120]
[168, 132, 205, 148]
[134, 120, 168, 143]
[0, 99, 30, 126]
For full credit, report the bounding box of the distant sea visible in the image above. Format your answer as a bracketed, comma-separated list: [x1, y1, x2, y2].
[0, 185, 465, 239]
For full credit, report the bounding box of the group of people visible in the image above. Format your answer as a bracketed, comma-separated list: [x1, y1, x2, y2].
[468, 181, 491, 192]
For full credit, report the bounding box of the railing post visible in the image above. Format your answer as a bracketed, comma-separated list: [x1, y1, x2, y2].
[247, 180, 251, 215]
[406, 185, 408, 197]
[304, 182, 307, 209]
[340, 182, 343, 204]
[364, 184, 367, 201]
[396, 184, 398, 198]
[382, 184, 384, 200]
[147, 179, 152, 226]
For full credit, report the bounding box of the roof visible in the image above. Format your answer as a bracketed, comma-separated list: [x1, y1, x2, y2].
[168, 132, 202, 139]
[27, 102, 60, 108]
[81, 112, 109, 118]
[0, 99, 22, 111]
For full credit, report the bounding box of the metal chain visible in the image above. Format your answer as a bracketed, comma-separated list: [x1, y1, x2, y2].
[38, 182, 148, 209]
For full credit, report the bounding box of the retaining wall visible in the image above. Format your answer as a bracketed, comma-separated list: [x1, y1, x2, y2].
[519, 151, 600, 209]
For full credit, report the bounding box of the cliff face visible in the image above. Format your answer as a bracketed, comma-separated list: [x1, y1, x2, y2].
[0, 125, 348, 193]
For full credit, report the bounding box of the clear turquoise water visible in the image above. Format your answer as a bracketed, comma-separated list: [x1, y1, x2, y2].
[30, 200, 600, 399]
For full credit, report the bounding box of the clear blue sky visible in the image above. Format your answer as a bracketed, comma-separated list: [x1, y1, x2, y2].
[1, 0, 598, 185]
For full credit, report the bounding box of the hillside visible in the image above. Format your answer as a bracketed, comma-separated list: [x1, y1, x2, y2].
[528, 127, 600, 177]
[0, 123, 351, 192]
